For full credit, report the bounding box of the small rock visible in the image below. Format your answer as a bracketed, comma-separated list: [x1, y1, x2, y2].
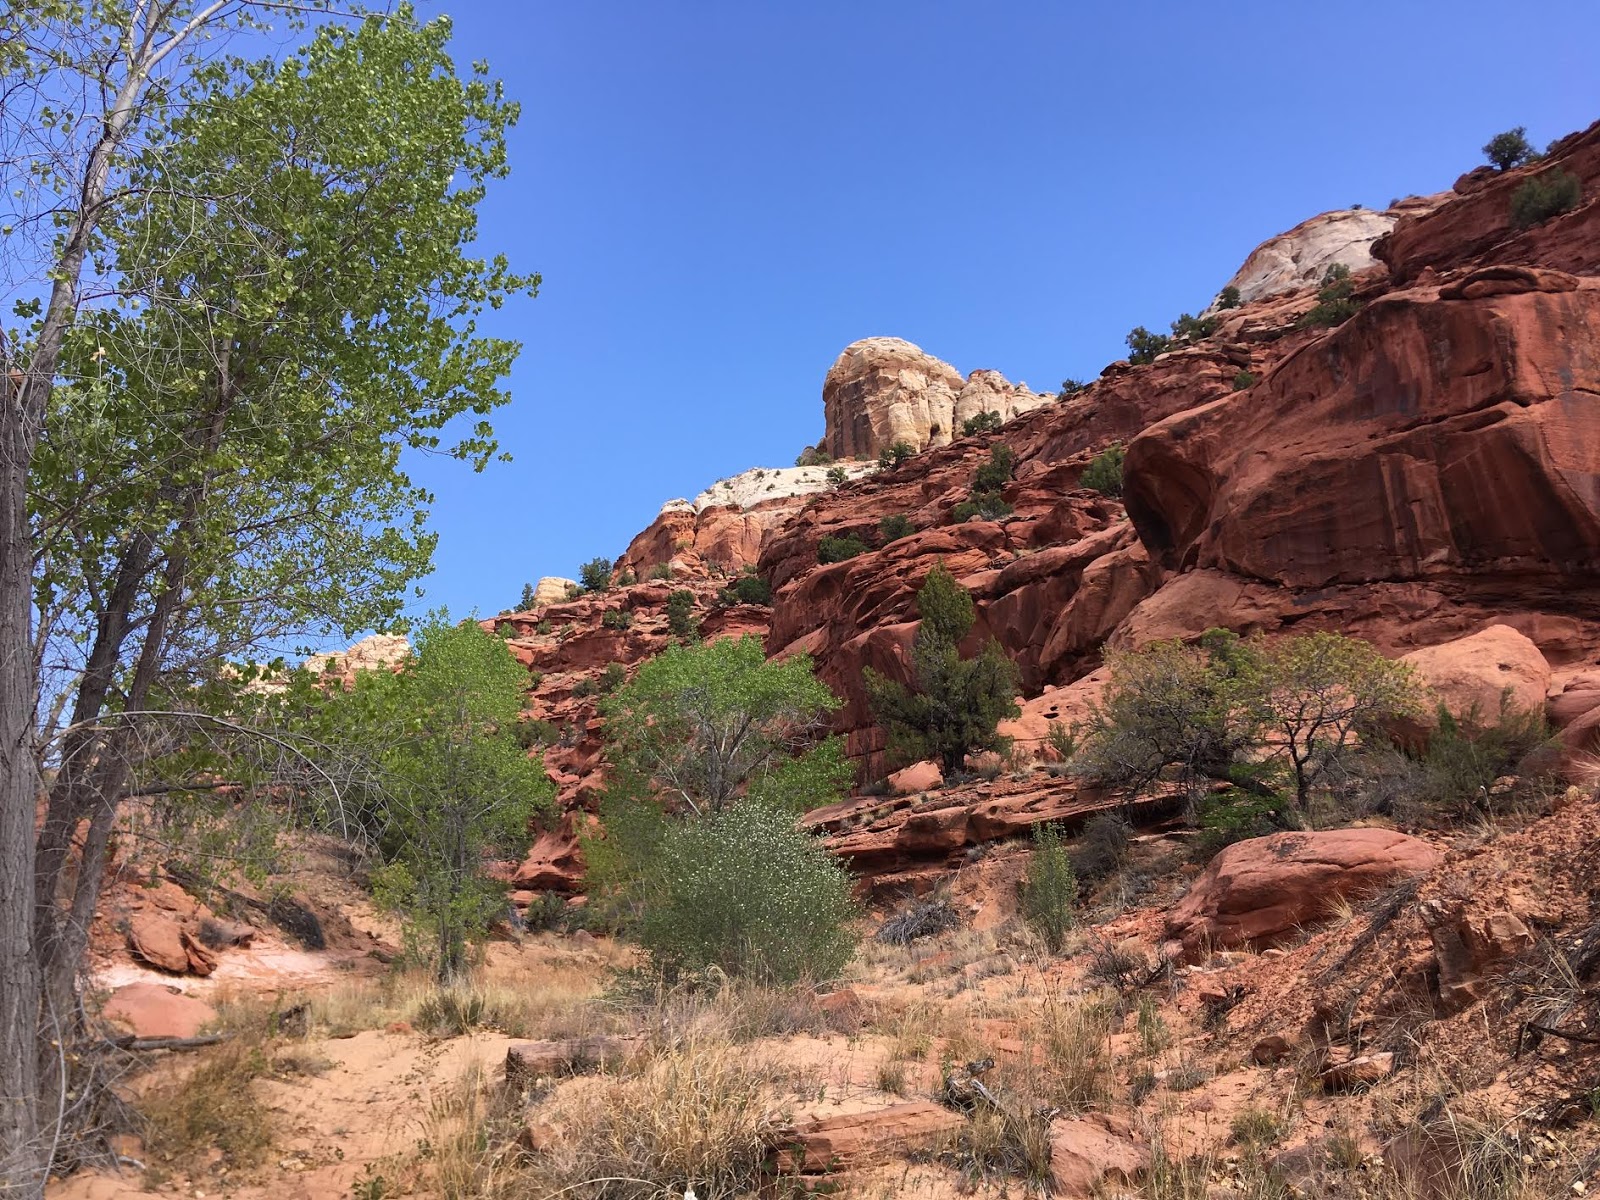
[1251, 1034, 1294, 1066]
[1320, 1051, 1394, 1091]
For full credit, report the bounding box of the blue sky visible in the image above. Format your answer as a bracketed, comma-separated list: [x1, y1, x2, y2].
[408, 1, 1600, 621]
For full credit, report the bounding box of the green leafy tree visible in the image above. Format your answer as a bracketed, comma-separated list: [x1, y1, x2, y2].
[973, 444, 1016, 493]
[825, 464, 850, 488]
[1216, 285, 1242, 310]
[579, 557, 614, 592]
[719, 570, 773, 607]
[1169, 312, 1218, 343]
[640, 802, 858, 983]
[878, 440, 916, 469]
[1510, 169, 1581, 228]
[321, 620, 554, 982]
[1081, 445, 1125, 497]
[1125, 326, 1172, 365]
[1252, 632, 1421, 809]
[602, 635, 842, 814]
[665, 588, 699, 640]
[1059, 378, 1086, 398]
[5, 7, 531, 1180]
[519, 582, 540, 610]
[865, 565, 1020, 775]
[1483, 126, 1536, 171]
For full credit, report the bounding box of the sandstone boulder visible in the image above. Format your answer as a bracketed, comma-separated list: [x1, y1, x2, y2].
[1401, 625, 1551, 730]
[772, 1101, 964, 1172]
[529, 577, 577, 606]
[504, 1035, 638, 1084]
[127, 912, 191, 974]
[1165, 829, 1442, 958]
[1049, 1114, 1148, 1198]
[102, 983, 217, 1040]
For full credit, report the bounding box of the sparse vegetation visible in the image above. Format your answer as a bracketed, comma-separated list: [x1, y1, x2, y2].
[649, 561, 674, 581]
[1510, 168, 1581, 228]
[718, 569, 772, 606]
[796, 445, 833, 467]
[1299, 262, 1361, 328]
[600, 608, 632, 630]
[865, 565, 1020, 775]
[665, 588, 699, 640]
[1234, 369, 1256, 390]
[1170, 311, 1218, 343]
[878, 440, 916, 469]
[1216, 284, 1242, 309]
[1081, 443, 1125, 497]
[825, 464, 850, 488]
[1483, 126, 1537, 171]
[1059, 378, 1086, 399]
[818, 533, 870, 563]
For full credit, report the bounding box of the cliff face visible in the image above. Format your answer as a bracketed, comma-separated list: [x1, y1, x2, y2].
[499, 118, 1600, 888]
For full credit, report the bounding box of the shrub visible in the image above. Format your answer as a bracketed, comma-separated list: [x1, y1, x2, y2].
[598, 662, 626, 694]
[864, 565, 1020, 775]
[796, 445, 833, 467]
[1081, 444, 1124, 498]
[1125, 325, 1171, 365]
[973, 444, 1015, 493]
[1058, 378, 1086, 399]
[640, 802, 859, 982]
[818, 533, 869, 563]
[1021, 823, 1077, 953]
[878, 514, 915, 544]
[1233, 370, 1256, 390]
[1216, 284, 1242, 310]
[876, 893, 962, 945]
[1298, 263, 1360, 328]
[535, 619, 551, 635]
[825, 465, 849, 488]
[1483, 126, 1536, 171]
[951, 494, 1013, 522]
[649, 562, 674, 581]
[578, 556, 614, 593]
[1045, 720, 1078, 763]
[1170, 312, 1218, 343]
[719, 570, 772, 606]
[961, 410, 1003, 436]
[1414, 696, 1552, 813]
[600, 608, 632, 630]
[665, 589, 698, 640]
[515, 718, 560, 750]
[877, 440, 915, 469]
[615, 569, 636, 587]
[1071, 812, 1131, 882]
[1511, 168, 1581, 228]
[518, 581, 539, 610]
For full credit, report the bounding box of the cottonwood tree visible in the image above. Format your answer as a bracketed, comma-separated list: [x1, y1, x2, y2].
[602, 634, 846, 815]
[864, 564, 1020, 775]
[2, 7, 533, 1187]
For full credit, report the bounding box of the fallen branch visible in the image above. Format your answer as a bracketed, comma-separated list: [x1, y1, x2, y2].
[1517, 1021, 1600, 1058]
[101, 1033, 229, 1052]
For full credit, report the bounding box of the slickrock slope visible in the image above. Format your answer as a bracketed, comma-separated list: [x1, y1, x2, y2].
[1217, 206, 1407, 305]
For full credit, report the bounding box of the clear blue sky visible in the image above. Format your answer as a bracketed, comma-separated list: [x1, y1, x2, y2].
[406, 1, 1600, 621]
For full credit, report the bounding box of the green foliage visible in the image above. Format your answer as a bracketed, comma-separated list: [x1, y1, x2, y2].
[878, 440, 916, 469]
[515, 718, 560, 750]
[599, 662, 626, 694]
[718, 571, 773, 607]
[951, 495, 1014, 523]
[578, 771, 669, 933]
[578, 557, 614, 593]
[1413, 697, 1552, 813]
[961, 410, 1003, 436]
[1081, 444, 1125, 498]
[818, 534, 870, 563]
[649, 562, 674, 581]
[602, 634, 842, 814]
[1125, 326, 1172, 365]
[1045, 721, 1079, 764]
[1059, 379, 1086, 398]
[1233, 370, 1256, 390]
[304, 618, 553, 982]
[825, 465, 850, 488]
[864, 565, 1020, 775]
[878, 514, 916, 543]
[1169, 312, 1218, 343]
[795, 446, 833, 467]
[973, 444, 1016, 494]
[745, 735, 854, 814]
[535, 619, 552, 635]
[665, 589, 699, 640]
[600, 608, 632, 631]
[1021, 824, 1077, 953]
[615, 569, 636, 587]
[1071, 813, 1131, 882]
[1510, 169, 1581, 228]
[1298, 263, 1360, 328]
[1216, 285, 1242, 310]
[1483, 126, 1537, 171]
[1194, 791, 1282, 858]
[518, 582, 539, 611]
[639, 802, 859, 983]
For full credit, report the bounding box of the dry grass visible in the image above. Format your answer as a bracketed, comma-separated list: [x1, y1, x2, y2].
[942, 1096, 1054, 1189]
[138, 1037, 276, 1184]
[1011, 993, 1117, 1113]
[516, 1036, 786, 1200]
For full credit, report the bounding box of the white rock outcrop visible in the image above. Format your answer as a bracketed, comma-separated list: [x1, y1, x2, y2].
[1217, 208, 1398, 306]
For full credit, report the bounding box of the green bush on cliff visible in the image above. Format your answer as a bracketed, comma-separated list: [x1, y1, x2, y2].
[1021, 823, 1077, 953]
[1483, 126, 1537, 171]
[1298, 263, 1360, 329]
[578, 556, 614, 593]
[818, 534, 870, 563]
[878, 514, 916, 543]
[1510, 169, 1581, 229]
[1125, 326, 1171, 365]
[1081, 444, 1125, 498]
[961, 410, 1003, 436]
